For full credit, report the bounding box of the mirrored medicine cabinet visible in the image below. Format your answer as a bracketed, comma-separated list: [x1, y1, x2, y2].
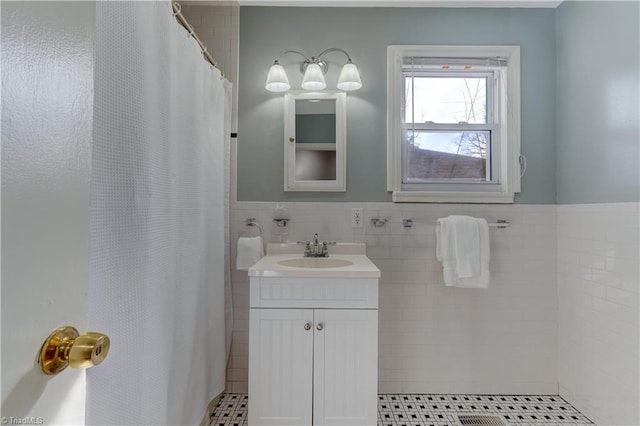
[283, 91, 346, 192]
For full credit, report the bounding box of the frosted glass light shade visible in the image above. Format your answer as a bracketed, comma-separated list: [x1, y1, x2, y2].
[301, 63, 326, 91]
[337, 62, 362, 91]
[265, 63, 290, 92]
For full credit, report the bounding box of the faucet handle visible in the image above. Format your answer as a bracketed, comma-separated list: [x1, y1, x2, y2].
[297, 240, 312, 256]
[321, 241, 337, 256]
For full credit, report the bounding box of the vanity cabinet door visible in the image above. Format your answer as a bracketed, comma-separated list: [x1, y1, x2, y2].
[248, 308, 314, 426]
[313, 309, 378, 426]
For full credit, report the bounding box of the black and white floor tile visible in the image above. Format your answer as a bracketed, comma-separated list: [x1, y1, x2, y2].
[377, 394, 592, 426]
[211, 394, 248, 426]
[210, 393, 593, 426]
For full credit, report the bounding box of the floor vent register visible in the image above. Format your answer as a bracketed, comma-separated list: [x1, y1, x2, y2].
[457, 414, 507, 426]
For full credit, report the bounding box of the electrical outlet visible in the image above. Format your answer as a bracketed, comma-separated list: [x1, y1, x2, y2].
[351, 208, 363, 228]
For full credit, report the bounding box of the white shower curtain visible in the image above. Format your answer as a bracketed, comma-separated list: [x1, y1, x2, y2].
[223, 84, 234, 362]
[87, 2, 229, 425]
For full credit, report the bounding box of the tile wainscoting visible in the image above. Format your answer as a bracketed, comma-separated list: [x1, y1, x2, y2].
[557, 203, 640, 425]
[227, 202, 558, 395]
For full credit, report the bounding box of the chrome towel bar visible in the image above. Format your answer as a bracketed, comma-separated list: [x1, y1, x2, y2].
[402, 219, 510, 229]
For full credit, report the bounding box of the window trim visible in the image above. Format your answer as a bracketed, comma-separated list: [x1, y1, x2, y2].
[387, 45, 521, 203]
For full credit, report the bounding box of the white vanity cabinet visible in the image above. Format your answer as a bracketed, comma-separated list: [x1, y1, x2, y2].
[248, 275, 379, 426]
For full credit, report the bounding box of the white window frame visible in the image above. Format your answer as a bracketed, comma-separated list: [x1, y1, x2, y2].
[387, 45, 521, 203]
[401, 69, 497, 189]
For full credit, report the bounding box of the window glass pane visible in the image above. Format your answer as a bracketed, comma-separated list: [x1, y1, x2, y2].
[404, 131, 488, 181]
[404, 77, 487, 124]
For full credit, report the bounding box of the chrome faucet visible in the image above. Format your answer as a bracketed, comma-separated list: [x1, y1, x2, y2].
[297, 233, 336, 257]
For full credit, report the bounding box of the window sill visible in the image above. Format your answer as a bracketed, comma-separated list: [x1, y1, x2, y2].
[391, 191, 514, 204]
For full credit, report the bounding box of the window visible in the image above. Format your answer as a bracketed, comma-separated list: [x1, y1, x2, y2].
[387, 46, 521, 203]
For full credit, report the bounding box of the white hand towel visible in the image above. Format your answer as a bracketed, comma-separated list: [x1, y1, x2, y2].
[436, 217, 456, 284]
[436, 216, 490, 288]
[451, 215, 481, 278]
[456, 218, 490, 288]
[236, 236, 264, 270]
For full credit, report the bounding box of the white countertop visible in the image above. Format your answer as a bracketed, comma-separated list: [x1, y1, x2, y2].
[248, 243, 381, 278]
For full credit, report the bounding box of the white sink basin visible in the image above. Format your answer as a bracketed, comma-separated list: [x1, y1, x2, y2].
[277, 258, 354, 269]
[248, 243, 380, 278]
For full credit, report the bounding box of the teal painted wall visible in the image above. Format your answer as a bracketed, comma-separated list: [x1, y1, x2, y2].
[556, 1, 639, 204]
[238, 7, 557, 202]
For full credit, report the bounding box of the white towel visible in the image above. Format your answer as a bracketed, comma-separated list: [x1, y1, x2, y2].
[436, 215, 490, 288]
[236, 236, 264, 270]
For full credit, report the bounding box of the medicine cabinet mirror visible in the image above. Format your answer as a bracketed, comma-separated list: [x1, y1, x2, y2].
[284, 91, 346, 192]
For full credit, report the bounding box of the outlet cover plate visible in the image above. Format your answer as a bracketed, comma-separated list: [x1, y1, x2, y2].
[351, 208, 363, 228]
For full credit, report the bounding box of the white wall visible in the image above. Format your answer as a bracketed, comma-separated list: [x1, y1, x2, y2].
[226, 201, 558, 395]
[555, 2, 640, 424]
[1, 2, 94, 424]
[557, 204, 640, 425]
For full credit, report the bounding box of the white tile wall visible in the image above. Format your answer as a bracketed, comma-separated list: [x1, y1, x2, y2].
[227, 201, 558, 395]
[557, 203, 640, 425]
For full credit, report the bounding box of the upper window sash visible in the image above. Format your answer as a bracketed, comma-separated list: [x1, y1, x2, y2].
[402, 70, 497, 126]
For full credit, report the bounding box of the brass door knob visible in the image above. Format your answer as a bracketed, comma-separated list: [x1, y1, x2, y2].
[39, 326, 110, 375]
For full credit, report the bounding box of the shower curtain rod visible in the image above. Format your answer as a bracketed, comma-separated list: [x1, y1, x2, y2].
[172, 2, 221, 75]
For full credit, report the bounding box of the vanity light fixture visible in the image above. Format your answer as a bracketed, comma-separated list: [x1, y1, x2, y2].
[265, 48, 362, 93]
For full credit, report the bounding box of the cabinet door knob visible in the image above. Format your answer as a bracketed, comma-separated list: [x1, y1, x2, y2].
[304, 322, 312, 331]
[316, 323, 324, 331]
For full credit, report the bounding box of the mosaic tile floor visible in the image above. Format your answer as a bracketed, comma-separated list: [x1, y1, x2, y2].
[210, 393, 593, 426]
